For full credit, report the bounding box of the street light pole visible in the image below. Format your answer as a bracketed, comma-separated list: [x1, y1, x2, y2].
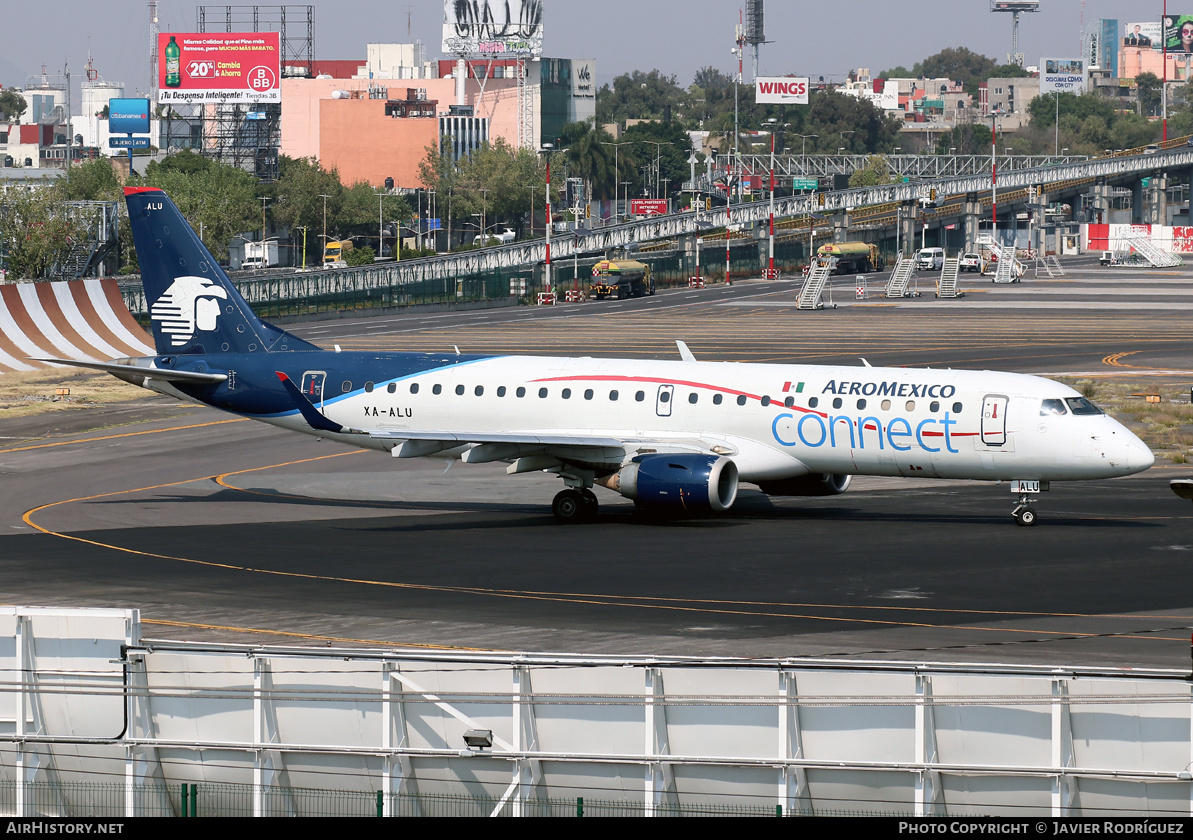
[600, 141, 630, 223]
[768, 132, 775, 277]
[318, 193, 330, 266]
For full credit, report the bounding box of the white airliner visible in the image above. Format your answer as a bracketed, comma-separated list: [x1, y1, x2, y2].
[46, 188, 1155, 526]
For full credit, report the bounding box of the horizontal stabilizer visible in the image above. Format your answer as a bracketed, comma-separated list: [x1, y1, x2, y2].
[30, 358, 228, 384]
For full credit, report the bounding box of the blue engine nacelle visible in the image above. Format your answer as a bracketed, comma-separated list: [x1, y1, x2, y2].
[614, 453, 739, 513]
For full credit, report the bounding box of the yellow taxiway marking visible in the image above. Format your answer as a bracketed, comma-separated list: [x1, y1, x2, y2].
[0, 418, 244, 454]
[140, 618, 490, 651]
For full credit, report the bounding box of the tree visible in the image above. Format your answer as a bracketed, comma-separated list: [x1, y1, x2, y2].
[0, 187, 88, 279]
[138, 154, 259, 258]
[558, 121, 618, 201]
[1135, 72, 1162, 117]
[62, 159, 124, 202]
[804, 90, 902, 154]
[596, 69, 687, 125]
[934, 122, 992, 155]
[0, 89, 27, 121]
[848, 154, 894, 188]
[622, 120, 692, 199]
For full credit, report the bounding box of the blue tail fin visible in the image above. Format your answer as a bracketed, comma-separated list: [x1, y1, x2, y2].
[124, 187, 317, 356]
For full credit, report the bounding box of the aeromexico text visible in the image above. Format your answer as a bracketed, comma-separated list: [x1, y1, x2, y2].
[821, 380, 957, 399]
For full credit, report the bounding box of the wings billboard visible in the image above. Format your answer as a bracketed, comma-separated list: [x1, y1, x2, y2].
[442, 0, 544, 57]
[156, 32, 280, 104]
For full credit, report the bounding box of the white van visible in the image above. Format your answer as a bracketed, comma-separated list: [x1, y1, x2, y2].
[916, 247, 944, 271]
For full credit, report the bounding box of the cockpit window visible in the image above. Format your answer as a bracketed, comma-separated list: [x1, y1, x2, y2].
[1040, 399, 1067, 416]
[1064, 397, 1104, 416]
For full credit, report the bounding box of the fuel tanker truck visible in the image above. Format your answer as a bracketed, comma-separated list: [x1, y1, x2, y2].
[590, 253, 656, 299]
[816, 241, 884, 274]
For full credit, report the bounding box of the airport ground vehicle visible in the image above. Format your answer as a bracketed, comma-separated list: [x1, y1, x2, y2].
[916, 247, 945, 271]
[474, 229, 516, 245]
[816, 242, 884, 274]
[323, 239, 352, 268]
[44, 187, 1155, 528]
[959, 253, 984, 272]
[590, 256, 655, 299]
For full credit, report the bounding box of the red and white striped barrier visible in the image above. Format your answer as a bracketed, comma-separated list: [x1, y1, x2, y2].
[687, 276, 705, 288]
[762, 268, 781, 280]
[537, 292, 558, 306]
[0, 278, 154, 373]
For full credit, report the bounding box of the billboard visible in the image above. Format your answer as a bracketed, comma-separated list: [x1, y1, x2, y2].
[572, 59, 595, 99]
[755, 76, 809, 105]
[630, 199, 668, 216]
[108, 98, 150, 135]
[156, 32, 280, 104]
[1040, 58, 1086, 93]
[1164, 15, 1193, 53]
[1123, 21, 1160, 48]
[442, 0, 544, 57]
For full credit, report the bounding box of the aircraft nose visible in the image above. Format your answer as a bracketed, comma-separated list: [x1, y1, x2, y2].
[1127, 441, 1155, 472]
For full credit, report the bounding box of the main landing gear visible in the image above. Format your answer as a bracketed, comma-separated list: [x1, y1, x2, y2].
[552, 488, 599, 523]
[1010, 479, 1047, 527]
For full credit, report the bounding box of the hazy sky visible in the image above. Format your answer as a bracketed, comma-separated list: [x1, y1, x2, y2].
[2, 1, 1151, 100]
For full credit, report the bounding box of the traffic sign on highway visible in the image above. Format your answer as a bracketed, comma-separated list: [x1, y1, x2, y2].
[109, 137, 150, 148]
[792, 178, 818, 191]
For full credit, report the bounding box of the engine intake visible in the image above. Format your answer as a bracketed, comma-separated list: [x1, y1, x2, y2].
[602, 453, 739, 513]
[757, 473, 852, 497]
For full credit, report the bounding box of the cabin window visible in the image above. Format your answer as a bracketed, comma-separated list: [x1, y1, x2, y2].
[1040, 399, 1067, 416]
[689, 393, 698, 404]
[784, 396, 795, 408]
[881, 399, 891, 411]
[905, 400, 915, 411]
[475, 386, 484, 396]
[455, 385, 465, 395]
[539, 388, 548, 398]
[713, 394, 723, 405]
[832, 397, 842, 409]
[659, 391, 671, 403]
[760, 395, 771, 407]
[736, 395, 747, 406]
[497, 386, 506, 397]
[857, 399, 866, 410]
[952, 402, 963, 413]
[562, 388, 572, 399]
[516, 386, 526, 398]
[584, 389, 594, 400]
[635, 391, 645, 402]
[809, 397, 819, 408]
[341, 381, 352, 392]
[364, 382, 375, 393]
[432, 384, 442, 395]
[391, 383, 400, 394]
[929, 401, 939, 413]
[609, 390, 619, 401]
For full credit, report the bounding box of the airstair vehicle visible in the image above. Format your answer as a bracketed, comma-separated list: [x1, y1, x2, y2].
[1124, 236, 1183, 268]
[883, 257, 917, 298]
[991, 244, 1023, 284]
[797, 260, 833, 310]
[936, 256, 963, 298]
[1034, 255, 1066, 278]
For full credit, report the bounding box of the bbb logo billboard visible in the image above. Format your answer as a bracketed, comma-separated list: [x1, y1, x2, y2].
[108, 98, 151, 135]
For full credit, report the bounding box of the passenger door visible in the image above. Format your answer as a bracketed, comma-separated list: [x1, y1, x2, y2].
[300, 371, 327, 409]
[981, 395, 1009, 446]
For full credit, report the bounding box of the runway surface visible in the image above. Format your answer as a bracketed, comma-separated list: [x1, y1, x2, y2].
[3, 257, 1193, 669]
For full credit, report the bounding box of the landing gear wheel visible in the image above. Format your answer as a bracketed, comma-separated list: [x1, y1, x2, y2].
[552, 489, 586, 523]
[1013, 506, 1037, 527]
[580, 489, 599, 520]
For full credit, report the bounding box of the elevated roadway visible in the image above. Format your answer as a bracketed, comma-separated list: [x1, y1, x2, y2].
[121, 147, 1193, 314]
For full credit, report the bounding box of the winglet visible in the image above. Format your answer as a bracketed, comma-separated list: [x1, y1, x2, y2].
[275, 371, 346, 433]
[676, 340, 696, 362]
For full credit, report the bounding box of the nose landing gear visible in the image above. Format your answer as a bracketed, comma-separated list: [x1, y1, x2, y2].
[1010, 480, 1047, 527]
